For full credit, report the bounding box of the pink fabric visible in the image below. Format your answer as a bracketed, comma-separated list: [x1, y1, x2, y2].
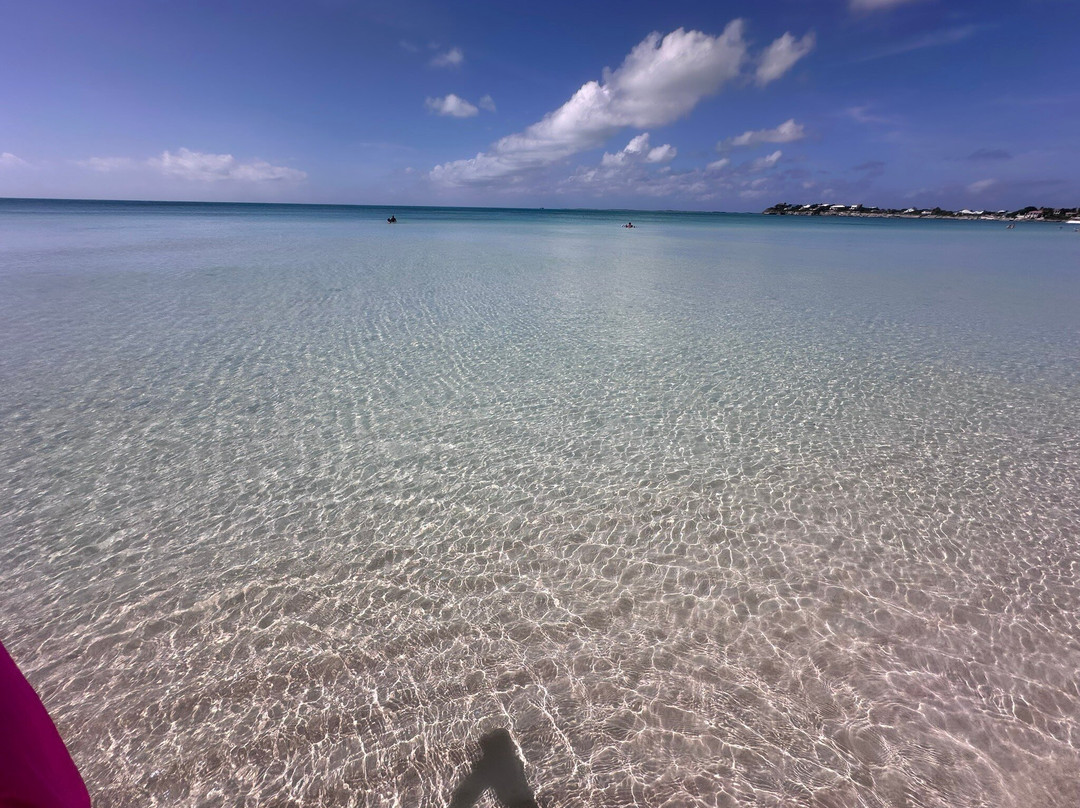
[0, 641, 91, 808]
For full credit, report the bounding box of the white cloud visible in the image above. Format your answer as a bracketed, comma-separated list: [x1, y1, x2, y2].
[75, 150, 306, 182]
[567, 132, 685, 198]
[426, 94, 480, 118]
[478, 94, 496, 112]
[968, 178, 997, 194]
[749, 150, 783, 171]
[845, 105, 894, 125]
[856, 25, 978, 62]
[623, 133, 651, 155]
[78, 156, 138, 172]
[850, 0, 923, 11]
[706, 158, 731, 172]
[149, 148, 306, 182]
[564, 161, 715, 200]
[601, 133, 651, 167]
[599, 133, 677, 167]
[727, 118, 806, 148]
[431, 47, 464, 68]
[0, 152, 29, 168]
[646, 143, 677, 163]
[431, 23, 751, 186]
[756, 32, 815, 86]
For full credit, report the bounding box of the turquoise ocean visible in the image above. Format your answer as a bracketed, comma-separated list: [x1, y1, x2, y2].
[2, 198, 1079, 806]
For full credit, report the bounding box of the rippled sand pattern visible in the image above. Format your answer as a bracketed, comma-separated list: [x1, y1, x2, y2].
[3, 210, 1080, 807]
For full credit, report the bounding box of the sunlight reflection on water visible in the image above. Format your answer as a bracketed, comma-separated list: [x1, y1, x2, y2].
[2, 202, 1079, 806]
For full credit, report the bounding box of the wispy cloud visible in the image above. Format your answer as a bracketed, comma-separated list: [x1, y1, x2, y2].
[478, 95, 496, 113]
[749, 150, 783, 171]
[431, 47, 464, 68]
[0, 152, 30, 168]
[431, 22, 812, 188]
[756, 32, 815, 85]
[150, 149, 306, 181]
[564, 143, 798, 203]
[856, 25, 979, 62]
[967, 148, 1011, 161]
[564, 161, 711, 201]
[80, 148, 307, 182]
[850, 0, 925, 12]
[78, 156, 138, 172]
[844, 105, 895, 125]
[968, 178, 997, 194]
[725, 118, 806, 148]
[425, 94, 479, 118]
[853, 160, 886, 178]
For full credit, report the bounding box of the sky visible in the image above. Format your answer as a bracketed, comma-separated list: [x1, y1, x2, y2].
[1, 0, 1077, 211]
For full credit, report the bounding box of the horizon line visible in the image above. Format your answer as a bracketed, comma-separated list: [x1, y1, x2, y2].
[0, 196, 759, 215]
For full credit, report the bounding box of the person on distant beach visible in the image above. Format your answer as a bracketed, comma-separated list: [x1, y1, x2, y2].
[448, 729, 539, 808]
[0, 641, 91, 808]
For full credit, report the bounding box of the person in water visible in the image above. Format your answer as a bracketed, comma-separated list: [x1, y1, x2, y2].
[624, 221, 634, 228]
[448, 729, 539, 808]
[387, 215, 397, 223]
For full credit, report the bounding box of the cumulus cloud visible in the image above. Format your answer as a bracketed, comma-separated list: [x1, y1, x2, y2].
[623, 133, 651, 155]
[646, 143, 677, 163]
[431, 23, 752, 186]
[706, 158, 731, 172]
[601, 133, 651, 167]
[726, 118, 806, 148]
[149, 148, 306, 182]
[0, 152, 29, 168]
[600, 133, 679, 168]
[431, 47, 464, 68]
[756, 32, 815, 85]
[426, 94, 480, 118]
[478, 94, 496, 112]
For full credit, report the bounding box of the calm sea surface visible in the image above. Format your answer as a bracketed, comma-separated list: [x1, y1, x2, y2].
[2, 198, 1079, 807]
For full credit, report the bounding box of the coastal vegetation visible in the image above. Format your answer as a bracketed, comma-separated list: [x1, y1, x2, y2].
[763, 202, 1080, 221]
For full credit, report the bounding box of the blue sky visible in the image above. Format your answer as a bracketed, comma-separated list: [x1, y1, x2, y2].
[1, 0, 1077, 211]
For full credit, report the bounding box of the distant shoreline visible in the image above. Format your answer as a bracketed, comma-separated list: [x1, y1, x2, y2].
[763, 202, 1080, 223]
[2, 197, 1078, 221]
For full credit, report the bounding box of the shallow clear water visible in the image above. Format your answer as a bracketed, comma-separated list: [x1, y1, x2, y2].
[2, 199, 1079, 807]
